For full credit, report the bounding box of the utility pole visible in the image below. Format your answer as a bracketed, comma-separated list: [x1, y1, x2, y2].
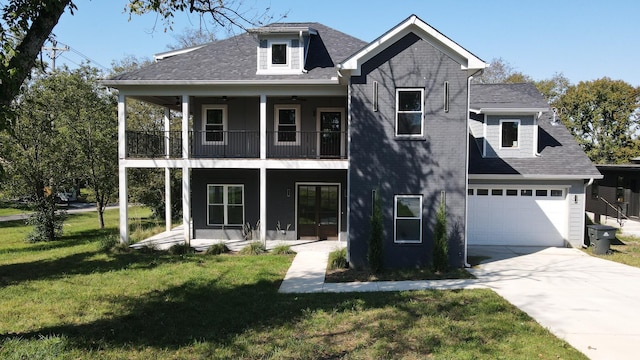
[42, 41, 69, 72]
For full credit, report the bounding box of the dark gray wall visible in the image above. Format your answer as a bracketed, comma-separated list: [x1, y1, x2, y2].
[192, 168, 347, 240]
[348, 32, 468, 269]
[192, 168, 260, 239]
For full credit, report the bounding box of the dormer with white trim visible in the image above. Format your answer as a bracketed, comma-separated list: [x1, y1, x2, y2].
[469, 83, 550, 159]
[250, 25, 316, 75]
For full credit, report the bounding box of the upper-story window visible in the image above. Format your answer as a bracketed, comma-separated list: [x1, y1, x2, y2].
[258, 38, 301, 74]
[271, 43, 288, 65]
[500, 119, 520, 148]
[203, 105, 227, 144]
[274, 104, 300, 145]
[396, 88, 424, 137]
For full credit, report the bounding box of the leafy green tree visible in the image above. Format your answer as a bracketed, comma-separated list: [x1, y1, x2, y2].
[0, 0, 273, 133]
[60, 66, 118, 228]
[535, 72, 570, 105]
[473, 57, 533, 84]
[0, 69, 77, 241]
[556, 78, 640, 164]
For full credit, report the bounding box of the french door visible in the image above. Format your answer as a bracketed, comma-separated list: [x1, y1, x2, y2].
[297, 184, 339, 240]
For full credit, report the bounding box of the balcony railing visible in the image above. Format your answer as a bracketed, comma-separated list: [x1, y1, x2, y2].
[126, 131, 182, 158]
[125, 130, 346, 160]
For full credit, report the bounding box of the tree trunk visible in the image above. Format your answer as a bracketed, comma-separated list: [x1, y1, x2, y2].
[0, 1, 72, 129]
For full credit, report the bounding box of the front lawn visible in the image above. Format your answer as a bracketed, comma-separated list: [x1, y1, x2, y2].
[0, 209, 586, 359]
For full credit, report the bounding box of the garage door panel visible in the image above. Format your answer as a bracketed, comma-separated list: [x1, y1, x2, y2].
[468, 187, 567, 246]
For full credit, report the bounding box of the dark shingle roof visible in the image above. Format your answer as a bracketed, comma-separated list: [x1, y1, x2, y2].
[469, 84, 601, 178]
[111, 22, 367, 82]
[471, 83, 549, 110]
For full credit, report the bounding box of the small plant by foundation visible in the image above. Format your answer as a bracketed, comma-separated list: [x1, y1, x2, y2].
[97, 234, 118, 252]
[205, 242, 230, 255]
[239, 241, 266, 255]
[328, 248, 348, 270]
[168, 243, 194, 255]
[271, 243, 295, 255]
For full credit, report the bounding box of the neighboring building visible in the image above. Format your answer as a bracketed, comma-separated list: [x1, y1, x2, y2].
[586, 160, 640, 223]
[104, 15, 601, 269]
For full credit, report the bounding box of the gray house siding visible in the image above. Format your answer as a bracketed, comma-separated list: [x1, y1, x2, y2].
[348, 32, 468, 269]
[192, 168, 260, 239]
[266, 169, 347, 240]
[484, 115, 535, 158]
[192, 168, 347, 240]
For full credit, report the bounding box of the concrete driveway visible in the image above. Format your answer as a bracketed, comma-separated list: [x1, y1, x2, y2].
[468, 246, 640, 360]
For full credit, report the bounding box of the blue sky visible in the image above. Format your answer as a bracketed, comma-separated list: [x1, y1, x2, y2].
[52, 0, 640, 86]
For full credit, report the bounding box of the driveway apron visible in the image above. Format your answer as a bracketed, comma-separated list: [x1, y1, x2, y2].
[468, 246, 640, 360]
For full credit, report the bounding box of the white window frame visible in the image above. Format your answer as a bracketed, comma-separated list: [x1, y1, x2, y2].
[207, 184, 245, 226]
[395, 88, 425, 137]
[269, 41, 289, 67]
[202, 105, 227, 145]
[274, 104, 300, 145]
[499, 119, 520, 149]
[394, 194, 423, 244]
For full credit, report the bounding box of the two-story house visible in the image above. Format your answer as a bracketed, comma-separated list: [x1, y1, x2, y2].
[104, 15, 600, 269]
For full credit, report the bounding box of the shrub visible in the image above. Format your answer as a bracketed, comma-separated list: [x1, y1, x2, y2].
[168, 242, 194, 255]
[328, 248, 348, 270]
[205, 242, 230, 255]
[368, 191, 384, 273]
[25, 198, 66, 242]
[432, 193, 449, 272]
[239, 241, 266, 255]
[98, 234, 118, 252]
[271, 243, 295, 255]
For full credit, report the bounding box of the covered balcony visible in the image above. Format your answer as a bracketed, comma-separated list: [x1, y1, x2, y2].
[125, 130, 347, 159]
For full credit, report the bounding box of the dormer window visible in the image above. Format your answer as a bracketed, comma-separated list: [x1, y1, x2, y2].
[257, 38, 303, 74]
[500, 119, 520, 148]
[271, 43, 288, 65]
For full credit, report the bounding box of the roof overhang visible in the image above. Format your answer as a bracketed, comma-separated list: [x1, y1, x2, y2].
[101, 78, 341, 88]
[338, 14, 487, 76]
[248, 26, 317, 36]
[470, 107, 549, 115]
[154, 45, 206, 61]
[469, 174, 603, 180]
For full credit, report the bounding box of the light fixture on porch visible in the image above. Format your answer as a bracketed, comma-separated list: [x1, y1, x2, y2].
[222, 96, 228, 102]
[287, 188, 291, 197]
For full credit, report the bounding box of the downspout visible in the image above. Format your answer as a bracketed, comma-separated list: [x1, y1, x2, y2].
[464, 70, 483, 268]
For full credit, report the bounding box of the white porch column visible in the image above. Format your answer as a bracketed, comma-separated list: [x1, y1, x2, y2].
[117, 93, 129, 244]
[164, 107, 172, 231]
[181, 95, 191, 245]
[260, 94, 267, 160]
[259, 94, 267, 243]
[260, 166, 267, 244]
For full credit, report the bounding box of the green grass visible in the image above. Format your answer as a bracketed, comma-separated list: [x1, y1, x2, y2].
[586, 233, 640, 268]
[0, 209, 586, 359]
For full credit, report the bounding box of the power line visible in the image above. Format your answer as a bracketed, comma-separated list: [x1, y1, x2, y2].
[42, 41, 69, 71]
[43, 40, 109, 71]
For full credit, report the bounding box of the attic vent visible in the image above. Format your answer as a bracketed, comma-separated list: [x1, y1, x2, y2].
[443, 81, 449, 113]
[551, 107, 561, 126]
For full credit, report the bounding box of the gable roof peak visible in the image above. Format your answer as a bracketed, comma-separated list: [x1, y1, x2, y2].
[339, 14, 487, 76]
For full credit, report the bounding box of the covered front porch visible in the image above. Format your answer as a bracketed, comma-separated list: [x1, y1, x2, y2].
[114, 84, 348, 246]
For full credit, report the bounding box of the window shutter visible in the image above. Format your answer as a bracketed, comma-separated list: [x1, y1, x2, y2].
[259, 39, 268, 70]
[291, 39, 300, 70]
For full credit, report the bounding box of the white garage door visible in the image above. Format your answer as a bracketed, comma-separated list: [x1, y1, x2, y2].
[468, 187, 567, 246]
